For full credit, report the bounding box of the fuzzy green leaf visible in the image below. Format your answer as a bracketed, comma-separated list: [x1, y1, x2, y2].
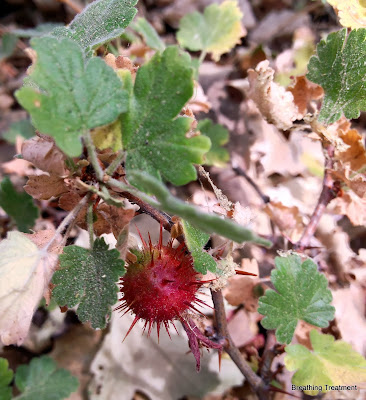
[0, 177, 38, 232]
[307, 28, 366, 124]
[51, 0, 137, 56]
[128, 171, 272, 247]
[0, 358, 13, 400]
[133, 17, 165, 52]
[14, 356, 78, 400]
[198, 119, 229, 167]
[177, 0, 244, 61]
[285, 330, 366, 395]
[52, 238, 125, 329]
[2, 120, 35, 144]
[122, 46, 211, 187]
[258, 255, 335, 344]
[15, 37, 127, 157]
[182, 220, 216, 274]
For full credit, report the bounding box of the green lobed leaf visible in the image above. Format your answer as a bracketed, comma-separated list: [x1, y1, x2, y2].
[128, 170, 272, 247]
[258, 255, 335, 344]
[133, 17, 165, 52]
[198, 119, 230, 167]
[15, 37, 127, 157]
[2, 120, 35, 144]
[122, 46, 211, 187]
[0, 177, 38, 232]
[51, 0, 137, 56]
[182, 220, 216, 274]
[52, 238, 125, 329]
[177, 0, 244, 61]
[14, 356, 78, 400]
[307, 28, 366, 124]
[0, 358, 13, 400]
[285, 330, 366, 395]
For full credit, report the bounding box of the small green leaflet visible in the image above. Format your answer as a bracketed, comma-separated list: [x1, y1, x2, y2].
[0, 358, 13, 400]
[14, 356, 78, 400]
[177, 0, 244, 61]
[2, 120, 35, 144]
[285, 330, 366, 395]
[307, 28, 366, 124]
[128, 170, 272, 247]
[133, 17, 165, 52]
[16, 37, 127, 157]
[52, 238, 125, 329]
[51, 0, 137, 56]
[0, 177, 38, 232]
[122, 46, 211, 187]
[182, 220, 216, 274]
[258, 255, 335, 344]
[198, 119, 229, 167]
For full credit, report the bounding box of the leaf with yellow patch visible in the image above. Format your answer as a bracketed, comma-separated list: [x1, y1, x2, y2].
[91, 119, 122, 151]
[328, 0, 366, 29]
[177, 0, 246, 62]
[285, 329, 366, 395]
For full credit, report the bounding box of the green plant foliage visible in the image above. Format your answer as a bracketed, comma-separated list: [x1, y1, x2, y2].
[307, 28, 366, 124]
[15, 37, 127, 157]
[0, 358, 13, 400]
[133, 17, 165, 52]
[122, 46, 211, 187]
[128, 170, 272, 247]
[0, 177, 38, 232]
[51, 0, 137, 56]
[258, 255, 335, 344]
[182, 220, 216, 273]
[0, 33, 18, 60]
[14, 356, 78, 400]
[2, 120, 35, 144]
[198, 119, 230, 167]
[177, 0, 244, 61]
[12, 23, 63, 38]
[285, 330, 366, 395]
[52, 238, 125, 329]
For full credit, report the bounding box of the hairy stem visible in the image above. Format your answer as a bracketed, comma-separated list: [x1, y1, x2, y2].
[83, 130, 104, 181]
[210, 289, 268, 400]
[43, 193, 91, 252]
[105, 150, 125, 176]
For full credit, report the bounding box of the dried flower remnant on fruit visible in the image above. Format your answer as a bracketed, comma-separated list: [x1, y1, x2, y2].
[116, 227, 222, 369]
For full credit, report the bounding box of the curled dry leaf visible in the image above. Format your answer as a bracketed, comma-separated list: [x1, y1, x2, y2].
[223, 258, 259, 311]
[22, 135, 68, 176]
[332, 191, 366, 226]
[263, 201, 304, 242]
[24, 174, 68, 200]
[0, 231, 59, 345]
[246, 60, 301, 130]
[287, 76, 323, 118]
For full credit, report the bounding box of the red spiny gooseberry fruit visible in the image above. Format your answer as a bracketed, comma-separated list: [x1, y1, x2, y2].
[116, 228, 207, 340]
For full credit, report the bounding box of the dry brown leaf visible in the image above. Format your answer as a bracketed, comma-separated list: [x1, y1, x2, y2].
[331, 169, 366, 199]
[287, 76, 323, 117]
[246, 60, 301, 130]
[332, 191, 366, 226]
[22, 135, 68, 176]
[263, 201, 304, 242]
[24, 174, 68, 200]
[98, 203, 136, 240]
[223, 258, 259, 311]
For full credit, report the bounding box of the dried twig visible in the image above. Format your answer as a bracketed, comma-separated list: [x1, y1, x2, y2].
[296, 145, 340, 249]
[211, 289, 269, 400]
